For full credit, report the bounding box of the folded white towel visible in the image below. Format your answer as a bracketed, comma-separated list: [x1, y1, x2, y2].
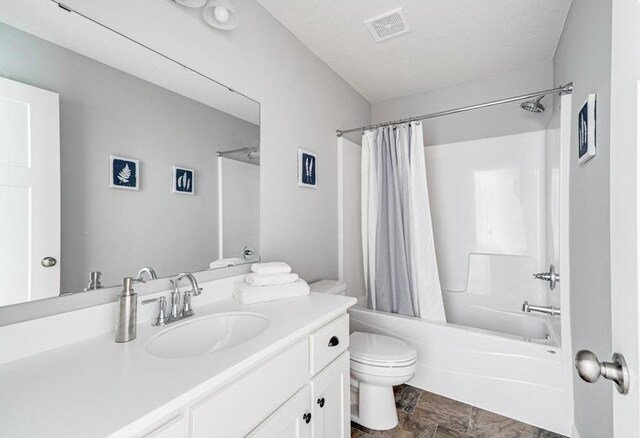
[234, 279, 310, 305]
[210, 258, 244, 270]
[250, 262, 292, 275]
[245, 272, 299, 286]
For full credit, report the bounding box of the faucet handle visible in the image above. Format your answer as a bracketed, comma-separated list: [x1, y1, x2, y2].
[142, 296, 169, 326]
[182, 288, 202, 317]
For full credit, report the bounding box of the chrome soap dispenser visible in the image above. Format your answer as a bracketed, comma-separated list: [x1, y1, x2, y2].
[115, 277, 141, 343]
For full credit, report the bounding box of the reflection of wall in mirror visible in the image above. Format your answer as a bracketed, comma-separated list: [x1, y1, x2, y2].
[0, 22, 260, 295]
[221, 158, 260, 261]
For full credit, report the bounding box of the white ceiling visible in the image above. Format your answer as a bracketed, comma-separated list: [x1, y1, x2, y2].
[258, 0, 571, 103]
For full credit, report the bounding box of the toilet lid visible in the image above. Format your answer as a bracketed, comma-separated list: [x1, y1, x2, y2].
[350, 332, 417, 365]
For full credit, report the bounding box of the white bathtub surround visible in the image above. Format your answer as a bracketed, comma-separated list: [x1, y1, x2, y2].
[361, 122, 445, 321]
[0, 281, 355, 437]
[234, 278, 310, 305]
[250, 261, 292, 274]
[244, 272, 299, 286]
[349, 331, 418, 430]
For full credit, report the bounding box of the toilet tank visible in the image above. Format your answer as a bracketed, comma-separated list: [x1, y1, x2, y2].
[309, 280, 347, 296]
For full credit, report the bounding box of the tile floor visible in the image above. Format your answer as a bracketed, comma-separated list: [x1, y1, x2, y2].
[351, 385, 567, 438]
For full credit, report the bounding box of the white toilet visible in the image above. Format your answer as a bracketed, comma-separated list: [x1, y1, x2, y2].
[309, 280, 418, 431]
[349, 332, 417, 430]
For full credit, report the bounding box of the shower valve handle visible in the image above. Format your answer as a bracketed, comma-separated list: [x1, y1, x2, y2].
[533, 264, 559, 291]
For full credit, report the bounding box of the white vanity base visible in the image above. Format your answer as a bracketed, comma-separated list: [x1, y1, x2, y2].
[0, 281, 356, 438]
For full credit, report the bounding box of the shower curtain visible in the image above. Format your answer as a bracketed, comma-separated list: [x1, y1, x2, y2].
[361, 122, 446, 321]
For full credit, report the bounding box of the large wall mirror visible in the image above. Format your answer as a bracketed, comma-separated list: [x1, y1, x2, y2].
[0, 2, 260, 310]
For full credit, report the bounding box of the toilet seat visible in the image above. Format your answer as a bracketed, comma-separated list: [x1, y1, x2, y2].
[350, 332, 417, 368]
[350, 357, 417, 378]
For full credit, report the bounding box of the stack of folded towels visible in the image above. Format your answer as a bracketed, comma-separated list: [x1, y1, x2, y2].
[234, 262, 310, 305]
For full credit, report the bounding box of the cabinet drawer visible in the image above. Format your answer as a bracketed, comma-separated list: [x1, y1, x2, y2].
[190, 339, 309, 438]
[309, 314, 349, 375]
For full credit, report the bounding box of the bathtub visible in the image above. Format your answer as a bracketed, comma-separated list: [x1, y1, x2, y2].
[348, 305, 572, 436]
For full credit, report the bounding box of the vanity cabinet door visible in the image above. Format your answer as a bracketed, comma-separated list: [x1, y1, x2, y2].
[311, 351, 350, 438]
[190, 339, 309, 438]
[248, 385, 312, 438]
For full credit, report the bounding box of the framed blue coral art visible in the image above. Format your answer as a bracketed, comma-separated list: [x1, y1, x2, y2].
[172, 166, 195, 195]
[109, 155, 139, 190]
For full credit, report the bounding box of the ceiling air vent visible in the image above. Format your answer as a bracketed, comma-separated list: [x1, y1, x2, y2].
[365, 8, 411, 43]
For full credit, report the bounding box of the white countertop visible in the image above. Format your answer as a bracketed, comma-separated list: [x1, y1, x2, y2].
[0, 293, 356, 438]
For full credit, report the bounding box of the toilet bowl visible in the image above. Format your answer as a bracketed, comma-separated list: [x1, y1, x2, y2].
[349, 331, 418, 431]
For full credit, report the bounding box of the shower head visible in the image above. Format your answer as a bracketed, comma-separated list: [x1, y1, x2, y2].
[247, 149, 260, 159]
[520, 96, 545, 113]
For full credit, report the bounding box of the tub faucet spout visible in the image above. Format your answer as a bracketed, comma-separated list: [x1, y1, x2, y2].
[522, 301, 561, 316]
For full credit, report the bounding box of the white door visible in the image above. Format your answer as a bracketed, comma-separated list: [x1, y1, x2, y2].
[608, 0, 640, 436]
[248, 386, 312, 438]
[311, 352, 350, 438]
[0, 76, 60, 305]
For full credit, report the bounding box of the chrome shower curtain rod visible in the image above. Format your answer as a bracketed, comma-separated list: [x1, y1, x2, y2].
[336, 83, 573, 137]
[216, 146, 259, 157]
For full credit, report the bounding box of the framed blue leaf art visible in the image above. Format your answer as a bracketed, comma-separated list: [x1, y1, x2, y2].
[109, 155, 139, 190]
[578, 93, 596, 164]
[298, 148, 317, 188]
[173, 166, 195, 195]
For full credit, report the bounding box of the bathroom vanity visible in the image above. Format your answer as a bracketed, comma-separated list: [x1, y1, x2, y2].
[0, 279, 355, 437]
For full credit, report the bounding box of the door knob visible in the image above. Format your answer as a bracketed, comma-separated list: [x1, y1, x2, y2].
[41, 256, 57, 267]
[575, 349, 629, 394]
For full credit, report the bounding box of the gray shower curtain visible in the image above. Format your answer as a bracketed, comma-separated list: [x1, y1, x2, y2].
[362, 122, 445, 321]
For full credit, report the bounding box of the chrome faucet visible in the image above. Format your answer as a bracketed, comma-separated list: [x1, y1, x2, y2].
[522, 300, 561, 316]
[172, 272, 203, 317]
[142, 272, 202, 327]
[137, 266, 158, 282]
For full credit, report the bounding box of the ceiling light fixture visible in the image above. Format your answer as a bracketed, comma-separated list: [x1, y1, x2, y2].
[172, 0, 239, 30]
[173, 0, 207, 8]
[202, 0, 240, 30]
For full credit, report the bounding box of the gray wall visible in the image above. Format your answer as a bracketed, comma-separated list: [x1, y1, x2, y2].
[0, 23, 260, 292]
[55, 0, 371, 284]
[553, 1, 613, 437]
[371, 61, 554, 145]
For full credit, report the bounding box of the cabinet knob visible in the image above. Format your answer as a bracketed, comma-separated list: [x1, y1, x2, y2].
[303, 412, 312, 424]
[317, 397, 325, 408]
[328, 336, 340, 347]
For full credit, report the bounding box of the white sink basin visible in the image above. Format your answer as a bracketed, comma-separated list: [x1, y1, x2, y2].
[146, 312, 270, 358]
